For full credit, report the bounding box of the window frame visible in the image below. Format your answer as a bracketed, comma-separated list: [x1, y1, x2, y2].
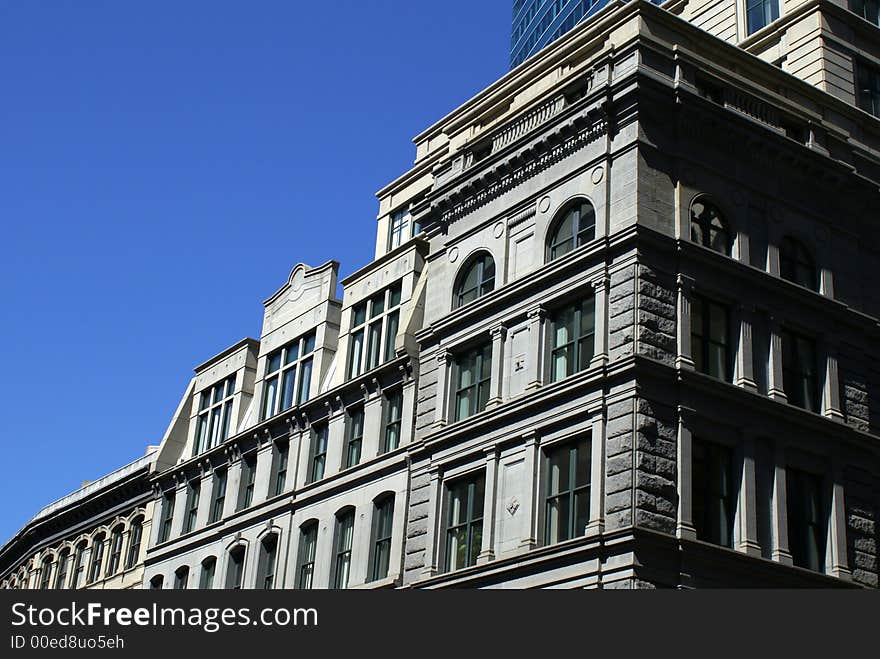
[542, 436, 591, 546]
[546, 199, 597, 262]
[690, 198, 732, 256]
[260, 331, 317, 421]
[691, 293, 733, 382]
[344, 405, 364, 469]
[125, 517, 143, 570]
[199, 557, 216, 590]
[347, 283, 403, 379]
[781, 328, 820, 413]
[745, 0, 780, 35]
[237, 454, 257, 512]
[691, 438, 736, 549]
[452, 342, 493, 422]
[383, 389, 403, 453]
[183, 479, 201, 534]
[779, 236, 818, 292]
[270, 441, 289, 498]
[225, 546, 246, 590]
[442, 471, 485, 573]
[54, 549, 70, 589]
[297, 521, 319, 590]
[309, 423, 329, 484]
[548, 295, 596, 383]
[87, 535, 105, 584]
[257, 534, 279, 590]
[370, 495, 395, 583]
[173, 566, 189, 590]
[210, 469, 227, 524]
[106, 525, 125, 576]
[192, 374, 237, 457]
[454, 252, 496, 309]
[786, 467, 827, 572]
[331, 508, 356, 589]
[159, 490, 175, 543]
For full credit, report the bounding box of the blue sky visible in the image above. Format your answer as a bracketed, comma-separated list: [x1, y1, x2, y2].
[0, 1, 511, 544]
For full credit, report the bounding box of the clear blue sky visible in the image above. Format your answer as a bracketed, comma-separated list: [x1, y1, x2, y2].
[0, 1, 510, 545]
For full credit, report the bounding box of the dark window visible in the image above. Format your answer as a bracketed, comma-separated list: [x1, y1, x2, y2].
[782, 329, 819, 412]
[857, 60, 880, 118]
[851, 0, 880, 27]
[226, 547, 245, 589]
[383, 390, 403, 453]
[692, 439, 735, 548]
[371, 496, 395, 582]
[787, 468, 826, 572]
[779, 237, 818, 291]
[193, 374, 236, 456]
[39, 559, 52, 590]
[332, 509, 355, 589]
[149, 575, 164, 590]
[547, 200, 596, 261]
[271, 442, 289, 497]
[257, 535, 278, 590]
[173, 566, 189, 590]
[107, 526, 125, 576]
[87, 535, 105, 584]
[690, 199, 731, 256]
[297, 522, 318, 589]
[691, 295, 732, 382]
[344, 406, 364, 469]
[159, 491, 175, 543]
[261, 332, 316, 420]
[453, 343, 492, 421]
[544, 437, 591, 545]
[549, 296, 595, 382]
[210, 470, 227, 524]
[237, 454, 256, 511]
[125, 517, 143, 570]
[309, 424, 328, 483]
[444, 473, 485, 572]
[455, 253, 496, 308]
[199, 557, 216, 590]
[71, 543, 87, 589]
[54, 550, 69, 590]
[184, 480, 200, 533]
[746, 0, 779, 34]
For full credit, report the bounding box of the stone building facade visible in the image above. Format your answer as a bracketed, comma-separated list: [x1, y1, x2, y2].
[3, 0, 879, 589]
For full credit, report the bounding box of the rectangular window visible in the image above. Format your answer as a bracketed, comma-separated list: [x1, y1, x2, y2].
[258, 536, 278, 590]
[192, 374, 236, 456]
[344, 406, 364, 469]
[692, 439, 735, 548]
[453, 343, 492, 422]
[226, 548, 245, 589]
[87, 537, 105, 584]
[347, 284, 403, 379]
[787, 468, 826, 572]
[544, 437, 591, 545]
[159, 491, 175, 543]
[746, 0, 779, 35]
[333, 510, 355, 589]
[387, 207, 411, 250]
[309, 424, 328, 483]
[851, 0, 880, 28]
[691, 295, 732, 382]
[857, 59, 880, 118]
[781, 329, 819, 412]
[383, 390, 403, 453]
[271, 442, 289, 497]
[444, 472, 485, 572]
[237, 455, 256, 511]
[549, 296, 595, 382]
[261, 332, 316, 420]
[199, 558, 216, 590]
[297, 522, 318, 589]
[184, 480, 200, 534]
[371, 496, 395, 582]
[210, 469, 227, 524]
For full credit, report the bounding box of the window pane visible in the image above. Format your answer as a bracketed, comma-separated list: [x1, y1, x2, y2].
[348, 330, 364, 378]
[267, 352, 282, 374]
[281, 369, 296, 410]
[297, 358, 313, 404]
[384, 310, 399, 361]
[263, 376, 278, 419]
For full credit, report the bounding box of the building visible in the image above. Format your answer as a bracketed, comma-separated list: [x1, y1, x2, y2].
[3, 0, 879, 590]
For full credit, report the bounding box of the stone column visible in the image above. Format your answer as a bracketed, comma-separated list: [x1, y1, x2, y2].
[676, 275, 695, 370]
[767, 316, 787, 402]
[519, 430, 540, 549]
[590, 274, 610, 368]
[487, 325, 507, 409]
[827, 459, 852, 580]
[586, 402, 606, 536]
[676, 407, 697, 541]
[195, 468, 213, 529]
[737, 433, 761, 556]
[771, 444, 793, 565]
[170, 479, 188, 538]
[254, 433, 276, 505]
[433, 349, 452, 428]
[735, 305, 758, 391]
[422, 470, 442, 578]
[820, 340, 844, 422]
[525, 306, 546, 390]
[225, 449, 244, 516]
[325, 404, 346, 474]
[478, 448, 499, 564]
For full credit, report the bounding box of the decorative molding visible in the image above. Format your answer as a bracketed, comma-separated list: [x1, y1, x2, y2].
[509, 204, 537, 228]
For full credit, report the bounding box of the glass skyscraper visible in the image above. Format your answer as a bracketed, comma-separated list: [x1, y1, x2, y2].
[510, 0, 611, 68]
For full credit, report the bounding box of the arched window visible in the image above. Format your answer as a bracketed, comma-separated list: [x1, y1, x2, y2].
[38, 557, 53, 590]
[297, 521, 319, 589]
[547, 200, 596, 261]
[332, 508, 355, 589]
[54, 549, 70, 589]
[87, 534, 105, 584]
[370, 494, 395, 583]
[125, 517, 143, 570]
[779, 236, 818, 291]
[149, 574, 164, 590]
[454, 253, 495, 308]
[690, 199, 732, 256]
[199, 557, 217, 590]
[225, 546, 246, 590]
[173, 565, 189, 590]
[257, 534, 279, 590]
[107, 525, 125, 577]
[71, 541, 87, 589]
